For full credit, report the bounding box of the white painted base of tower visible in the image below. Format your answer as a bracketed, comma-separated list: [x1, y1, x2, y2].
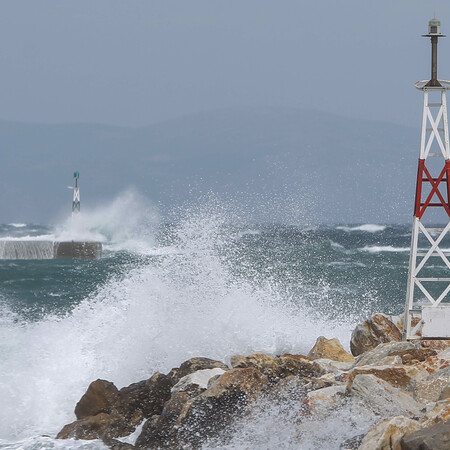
[421, 305, 450, 338]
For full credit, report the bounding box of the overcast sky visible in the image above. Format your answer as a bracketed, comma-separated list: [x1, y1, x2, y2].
[0, 1, 449, 127]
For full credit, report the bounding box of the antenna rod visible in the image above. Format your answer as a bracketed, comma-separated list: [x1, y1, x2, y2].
[424, 18, 445, 87]
[431, 35, 439, 85]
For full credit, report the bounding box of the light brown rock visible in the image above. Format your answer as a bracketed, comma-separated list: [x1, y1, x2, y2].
[201, 366, 269, 400]
[422, 401, 450, 427]
[358, 416, 422, 450]
[354, 342, 416, 367]
[348, 374, 426, 418]
[308, 336, 355, 362]
[230, 353, 323, 381]
[305, 385, 346, 415]
[419, 339, 450, 352]
[415, 377, 450, 404]
[389, 348, 437, 365]
[231, 353, 280, 379]
[344, 365, 413, 390]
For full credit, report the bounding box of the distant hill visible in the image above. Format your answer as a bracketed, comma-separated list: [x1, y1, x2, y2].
[0, 106, 418, 223]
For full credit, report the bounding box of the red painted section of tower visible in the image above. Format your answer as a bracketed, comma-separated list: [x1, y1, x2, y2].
[414, 158, 450, 218]
[414, 159, 425, 217]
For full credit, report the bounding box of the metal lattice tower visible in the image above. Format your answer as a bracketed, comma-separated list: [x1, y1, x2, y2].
[72, 171, 80, 215]
[404, 19, 450, 339]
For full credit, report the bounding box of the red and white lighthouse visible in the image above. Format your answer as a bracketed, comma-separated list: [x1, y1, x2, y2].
[404, 19, 450, 339]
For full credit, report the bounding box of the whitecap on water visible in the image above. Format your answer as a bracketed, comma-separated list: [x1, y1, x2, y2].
[337, 224, 386, 233]
[359, 245, 409, 253]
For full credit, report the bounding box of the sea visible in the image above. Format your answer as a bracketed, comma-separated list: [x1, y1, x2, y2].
[0, 194, 426, 449]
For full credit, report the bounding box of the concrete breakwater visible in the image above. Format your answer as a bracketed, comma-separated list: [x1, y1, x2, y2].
[0, 240, 102, 260]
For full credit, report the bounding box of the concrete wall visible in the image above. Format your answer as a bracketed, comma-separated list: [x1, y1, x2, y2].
[54, 242, 102, 260]
[0, 241, 102, 260]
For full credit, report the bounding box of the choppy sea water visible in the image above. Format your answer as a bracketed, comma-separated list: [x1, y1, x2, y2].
[0, 198, 420, 449]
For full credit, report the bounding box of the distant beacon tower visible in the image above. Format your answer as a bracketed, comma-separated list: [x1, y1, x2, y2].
[72, 171, 80, 215]
[404, 18, 450, 339]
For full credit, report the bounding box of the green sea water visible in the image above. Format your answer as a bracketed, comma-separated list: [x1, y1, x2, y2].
[0, 216, 438, 449]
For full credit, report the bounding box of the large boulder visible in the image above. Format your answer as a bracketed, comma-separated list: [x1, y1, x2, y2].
[422, 401, 450, 427]
[305, 385, 347, 415]
[171, 368, 226, 396]
[347, 374, 426, 418]
[344, 365, 413, 390]
[134, 392, 191, 449]
[135, 415, 176, 449]
[308, 336, 354, 362]
[414, 367, 450, 403]
[401, 420, 450, 449]
[136, 367, 269, 449]
[118, 372, 172, 420]
[358, 416, 421, 450]
[418, 339, 450, 352]
[175, 367, 268, 446]
[57, 413, 111, 440]
[74, 379, 120, 419]
[230, 353, 323, 382]
[56, 412, 135, 441]
[350, 313, 403, 356]
[390, 348, 437, 365]
[354, 342, 416, 367]
[57, 372, 172, 442]
[169, 357, 229, 384]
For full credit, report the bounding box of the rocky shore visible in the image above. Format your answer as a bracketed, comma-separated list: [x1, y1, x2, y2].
[57, 313, 450, 449]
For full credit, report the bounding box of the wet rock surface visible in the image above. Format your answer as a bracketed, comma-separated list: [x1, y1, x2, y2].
[56, 313, 450, 449]
[400, 420, 450, 449]
[74, 379, 120, 420]
[358, 416, 422, 450]
[350, 313, 403, 356]
[308, 336, 355, 362]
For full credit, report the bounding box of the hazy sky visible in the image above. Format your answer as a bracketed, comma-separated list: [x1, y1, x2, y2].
[0, 1, 449, 127]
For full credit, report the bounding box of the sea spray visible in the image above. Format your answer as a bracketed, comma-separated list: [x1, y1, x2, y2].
[205, 383, 379, 449]
[0, 204, 353, 444]
[53, 189, 159, 251]
[0, 196, 414, 448]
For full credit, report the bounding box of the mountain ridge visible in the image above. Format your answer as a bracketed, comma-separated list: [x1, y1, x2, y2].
[0, 106, 418, 223]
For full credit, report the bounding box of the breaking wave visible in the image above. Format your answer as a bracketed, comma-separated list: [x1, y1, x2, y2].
[337, 224, 386, 233]
[360, 245, 409, 253]
[0, 202, 355, 445]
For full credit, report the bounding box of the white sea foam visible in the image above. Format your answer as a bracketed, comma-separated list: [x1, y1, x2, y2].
[360, 245, 409, 253]
[234, 229, 261, 239]
[0, 436, 108, 449]
[0, 204, 354, 444]
[7, 223, 27, 228]
[53, 189, 159, 251]
[337, 224, 386, 233]
[327, 261, 367, 268]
